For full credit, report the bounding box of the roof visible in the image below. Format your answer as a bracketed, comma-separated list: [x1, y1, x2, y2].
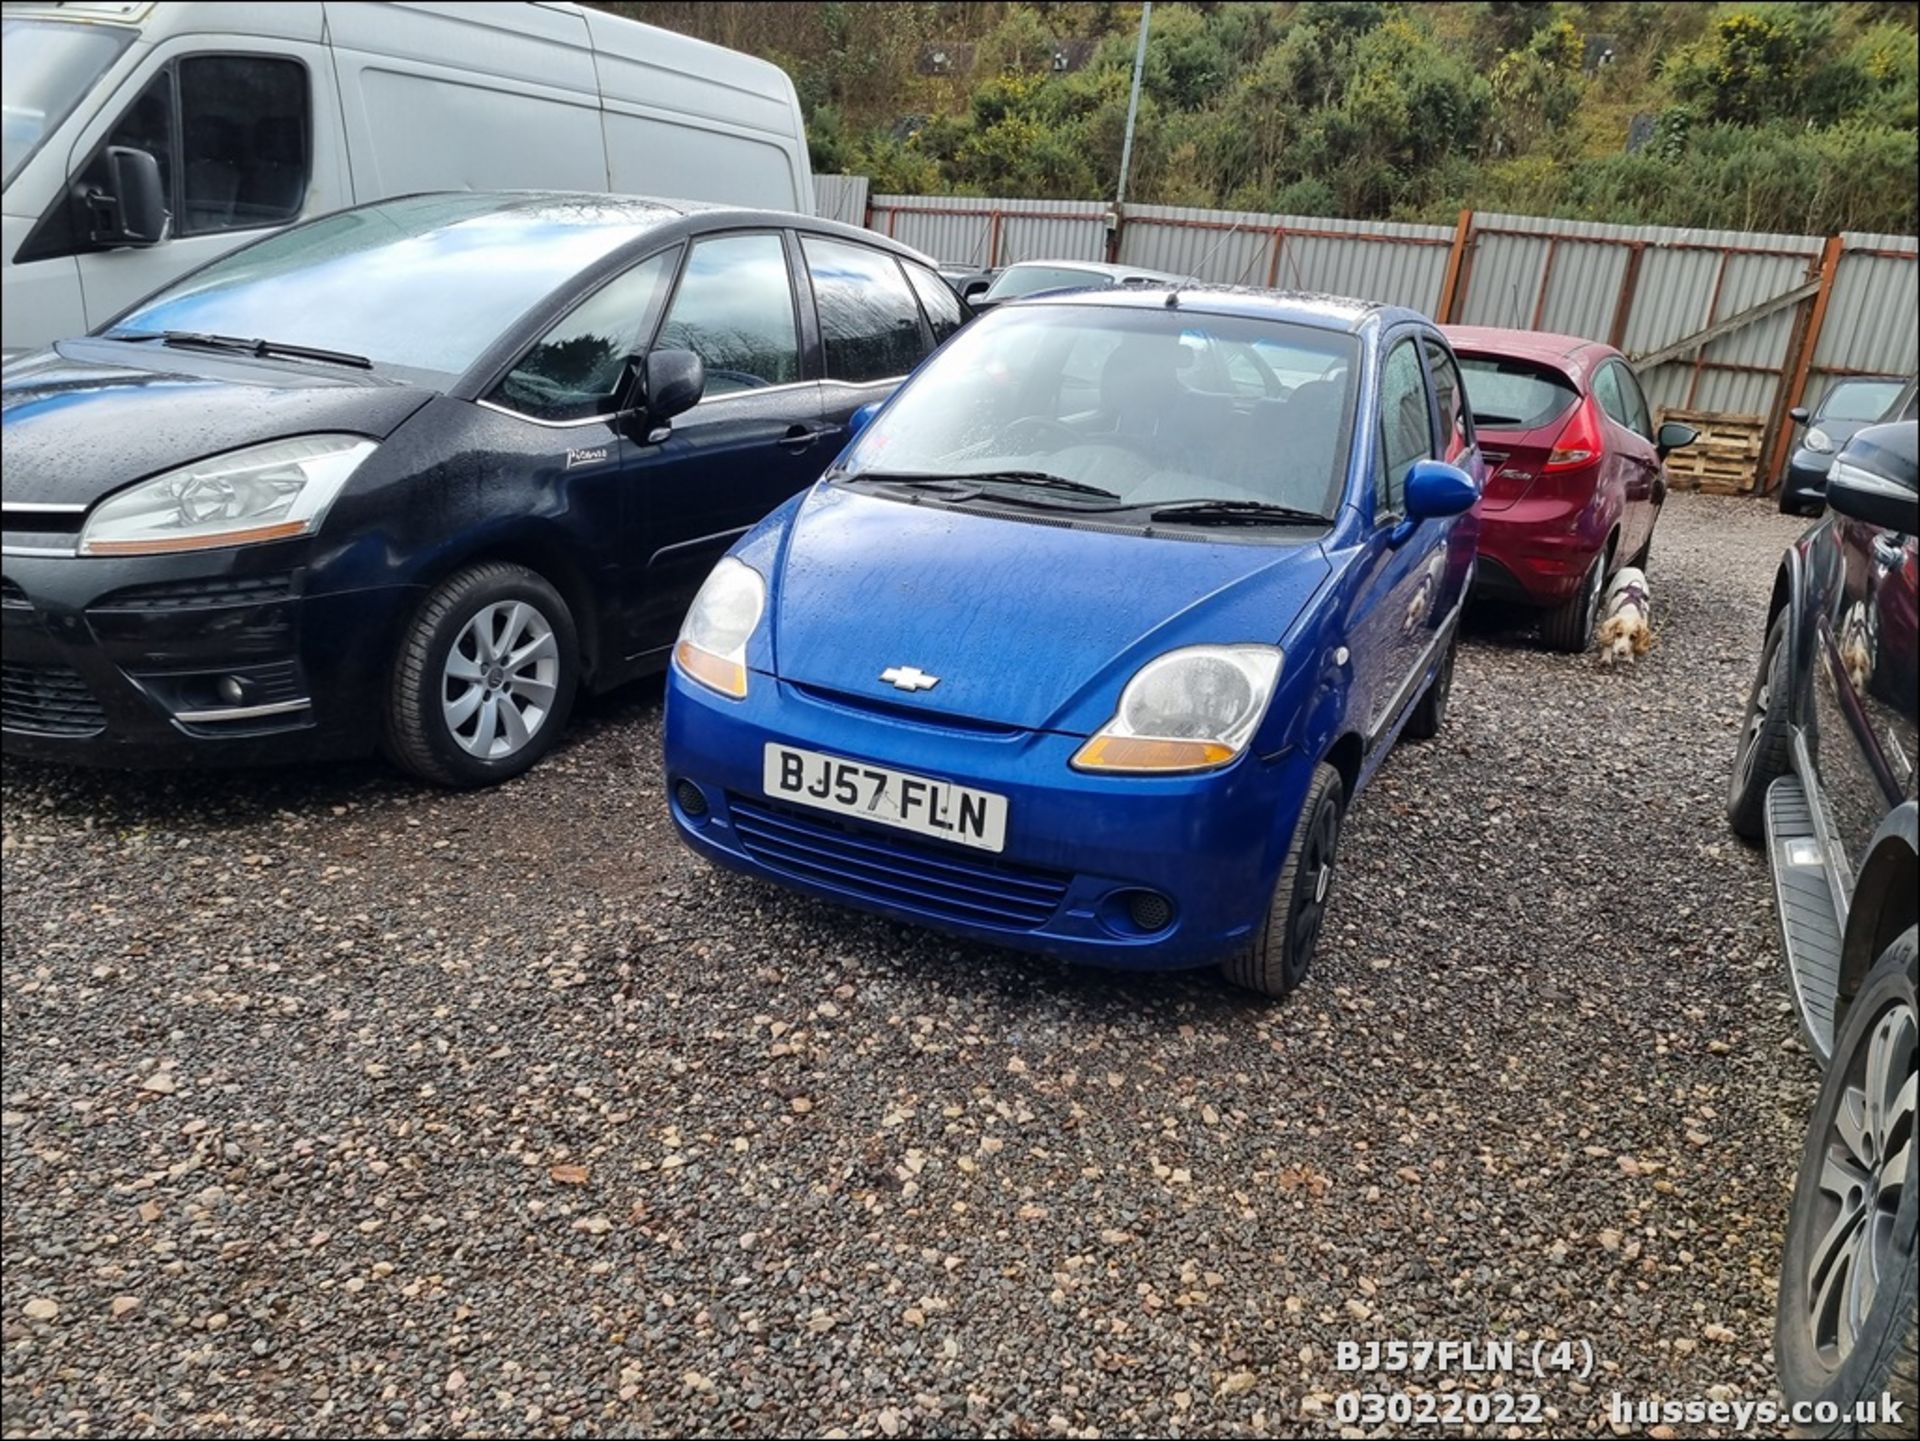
[1441, 324, 1615, 363]
[1001, 260, 1186, 283]
[336, 190, 937, 264]
[1031, 283, 1408, 335]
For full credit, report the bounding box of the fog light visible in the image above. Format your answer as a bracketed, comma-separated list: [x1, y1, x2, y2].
[674, 780, 709, 818]
[1126, 890, 1174, 933]
[217, 675, 247, 706]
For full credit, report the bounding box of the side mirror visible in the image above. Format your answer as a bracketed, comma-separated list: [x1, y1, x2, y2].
[640, 347, 704, 433]
[962, 280, 991, 302]
[1788, 406, 1811, 426]
[1403, 458, 1479, 521]
[1656, 421, 1698, 457]
[84, 146, 168, 247]
[1826, 427, 1919, 533]
[847, 402, 881, 441]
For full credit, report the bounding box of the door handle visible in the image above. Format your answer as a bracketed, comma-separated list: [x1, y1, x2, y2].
[778, 424, 827, 452]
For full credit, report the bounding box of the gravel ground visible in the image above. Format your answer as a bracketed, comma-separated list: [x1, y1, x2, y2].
[3, 492, 1818, 1439]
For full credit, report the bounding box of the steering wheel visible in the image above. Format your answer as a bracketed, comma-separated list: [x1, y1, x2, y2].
[1001, 415, 1083, 453]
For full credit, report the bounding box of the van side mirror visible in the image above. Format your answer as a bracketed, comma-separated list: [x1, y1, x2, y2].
[1656, 421, 1698, 457]
[85, 147, 169, 247]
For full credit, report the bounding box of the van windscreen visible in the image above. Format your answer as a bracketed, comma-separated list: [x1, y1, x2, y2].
[3, 19, 136, 187]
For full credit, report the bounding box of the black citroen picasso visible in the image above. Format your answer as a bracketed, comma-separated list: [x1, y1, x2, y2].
[1, 192, 965, 784]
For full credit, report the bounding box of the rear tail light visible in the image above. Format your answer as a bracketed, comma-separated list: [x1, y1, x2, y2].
[1544, 395, 1605, 471]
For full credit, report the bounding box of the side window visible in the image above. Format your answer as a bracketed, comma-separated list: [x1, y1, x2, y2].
[1592, 362, 1629, 428]
[1422, 337, 1473, 462]
[1614, 362, 1654, 438]
[903, 261, 965, 345]
[657, 233, 800, 397]
[802, 236, 929, 383]
[490, 251, 676, 423]
[1375, 339, 1434, 519]
[102, 70, 177, 207]
[176, 56, 309, 234]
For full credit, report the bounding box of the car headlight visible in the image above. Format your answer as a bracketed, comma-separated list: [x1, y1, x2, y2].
[1073, 644, 1283, 773]
[1804, 427, 1834, 454]
[78, 434, 379, 556]
[675, 556, 766, 699]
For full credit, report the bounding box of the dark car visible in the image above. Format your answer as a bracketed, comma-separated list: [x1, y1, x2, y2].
[1778, 374, 1916, 517]
[937, 262, 999, 303]
[972, 260, 1187, 310]
[1443, 325, 1696, 651]
[1, 192, 967, 785]
[1728, 420, 1917, 1424]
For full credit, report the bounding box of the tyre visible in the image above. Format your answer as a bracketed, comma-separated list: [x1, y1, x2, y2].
[1774, 928, 1918, 1437]
[1727, 610, 1796, 843]
[1540, 550, 1607, 654]
[1402, 634, 1455, 742]
[385, 561, 579, 787]
[1221, 762, 1345, 1000]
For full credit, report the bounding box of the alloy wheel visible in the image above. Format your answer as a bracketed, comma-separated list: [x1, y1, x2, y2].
[1803, 998, 1917, 1366]
[1289, 797, 1342, 965]
[442, 600, 560, 760]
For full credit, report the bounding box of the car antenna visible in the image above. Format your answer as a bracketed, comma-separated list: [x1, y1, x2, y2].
[1164, 288, 1180, 308]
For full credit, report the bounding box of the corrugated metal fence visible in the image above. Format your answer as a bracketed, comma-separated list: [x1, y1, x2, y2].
[841, 188, 1918, 491]
[812, 174, 869, 227]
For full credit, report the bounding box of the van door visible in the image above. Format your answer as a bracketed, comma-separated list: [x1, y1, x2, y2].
[52, 38, 344, 331]
[324, 1, 604, 201]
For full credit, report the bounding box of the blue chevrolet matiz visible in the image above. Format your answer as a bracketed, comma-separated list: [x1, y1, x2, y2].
[663, 287, 1483, 997]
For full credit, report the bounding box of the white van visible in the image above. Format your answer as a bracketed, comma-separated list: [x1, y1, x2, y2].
[0, 0, 813, 353]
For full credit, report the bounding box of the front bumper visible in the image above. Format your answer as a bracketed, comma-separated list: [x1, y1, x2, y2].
[1, 542, 416, 768]
[1778, 449, 1834, 509]
[1472, 496, 1610, 606]
[663, 668, 1311, 969]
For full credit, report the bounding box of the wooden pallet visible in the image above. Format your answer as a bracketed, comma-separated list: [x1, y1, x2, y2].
[1659, 407, 1766, 495]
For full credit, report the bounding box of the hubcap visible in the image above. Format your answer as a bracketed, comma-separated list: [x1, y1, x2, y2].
[442, 600, 559, 760]
[1803, 998, 1916, 1366]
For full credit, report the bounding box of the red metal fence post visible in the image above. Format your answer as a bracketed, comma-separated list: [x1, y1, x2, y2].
[1763, 234, 1845, 488]
[1437, 209, 1474, 321]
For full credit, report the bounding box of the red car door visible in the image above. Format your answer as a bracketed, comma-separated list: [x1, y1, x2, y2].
[1592, 360, 1660, 563]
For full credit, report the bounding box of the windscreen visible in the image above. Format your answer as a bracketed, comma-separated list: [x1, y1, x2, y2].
[839, 303, 1360, 518]
[1457, 355, 1579, 430]
[984, 265, 1111, 302]
[1818, 378, 1907, 424]
[107, 194, 665, 385]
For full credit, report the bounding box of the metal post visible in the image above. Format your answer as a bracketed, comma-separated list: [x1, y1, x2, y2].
[1115, 2, 1151, 208]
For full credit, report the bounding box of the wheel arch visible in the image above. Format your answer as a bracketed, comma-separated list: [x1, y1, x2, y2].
[1839, 802, 1920, 1009]
[405, 524, 606, 687]
[1322, 731, 1363, 801]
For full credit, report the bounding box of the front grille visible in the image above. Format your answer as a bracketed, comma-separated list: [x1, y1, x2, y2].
[1, 662, 107, 736]
[92, 573, 295, 611]
[727, 795, 1069, 930]
[0, 577, 26, 609]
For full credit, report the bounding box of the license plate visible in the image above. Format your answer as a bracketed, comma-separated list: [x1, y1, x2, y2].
[762, 744, 1008, 853]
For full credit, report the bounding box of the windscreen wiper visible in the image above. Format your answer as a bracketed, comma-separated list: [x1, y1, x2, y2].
[850, 469, 1122, 502]
[1145, 499, 1330, 526]
[158, 330, 373, 369]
